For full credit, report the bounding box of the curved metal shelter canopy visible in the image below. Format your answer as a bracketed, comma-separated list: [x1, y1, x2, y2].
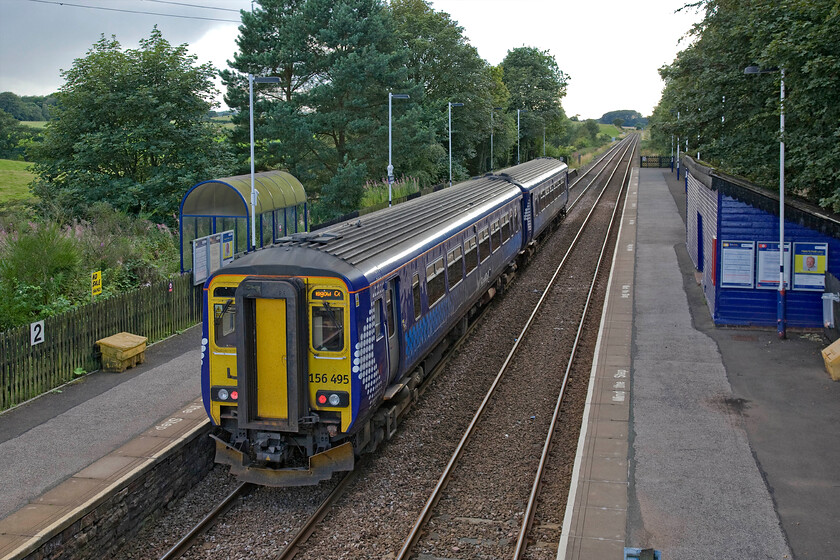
[179, 170, 308, 274]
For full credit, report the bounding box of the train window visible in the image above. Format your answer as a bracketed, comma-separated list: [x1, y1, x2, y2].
[512, 208, 519, 233]
[464, 236, 478, 275]
[386, 289, 395, 337]
[491, 220, 501, 252]
[312, 303, 344, 352]
[213, 286, 236, 298]
[447, 246, 463, 289]
[478, 228, 490, 262]
[412, 273, 421, 320]
[374, 299, 384, 340]
[213, 300, 236, 348]
[426, 257, 446, 307]
[501, 215, 511, 243]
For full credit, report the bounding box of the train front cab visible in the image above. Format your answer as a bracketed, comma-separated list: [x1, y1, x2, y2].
[204, 273, 355, 486]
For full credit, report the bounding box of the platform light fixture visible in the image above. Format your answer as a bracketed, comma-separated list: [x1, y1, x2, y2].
[744, 65, 786, 338]
[449, 102, 464, 187]
[249, 74, 280, 250]
[490, 107, 502, 171]
[517, 109, 528, 164]
[388, 92, 411, 207]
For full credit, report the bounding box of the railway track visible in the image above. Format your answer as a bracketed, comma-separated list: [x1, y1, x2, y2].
[395, 135, 637, 560]
[128, 136, 638, 560]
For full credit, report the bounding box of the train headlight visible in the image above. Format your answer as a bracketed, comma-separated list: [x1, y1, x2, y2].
[315, 390, 349, 407]
[211, 386, 238, 402]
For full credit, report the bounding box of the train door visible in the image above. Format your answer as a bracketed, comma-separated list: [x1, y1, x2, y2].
[385, 277, 401, 383]
[235, 278, 307, 432]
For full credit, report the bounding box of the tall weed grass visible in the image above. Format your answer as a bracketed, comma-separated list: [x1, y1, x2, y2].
[0, 203, 179, 331]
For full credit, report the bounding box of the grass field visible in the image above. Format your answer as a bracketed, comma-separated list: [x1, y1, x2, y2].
[21, 121, 48, 129]
[598, 123, 624, 138]
[0, 159, 36, 203]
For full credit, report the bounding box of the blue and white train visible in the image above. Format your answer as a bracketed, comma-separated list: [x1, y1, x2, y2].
[201, 157, 568, 485]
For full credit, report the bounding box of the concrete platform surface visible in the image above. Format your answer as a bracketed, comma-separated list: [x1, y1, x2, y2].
[628, 168, 790, 558]
[0, 326, 202, 520]
[560, 167, 840, 560]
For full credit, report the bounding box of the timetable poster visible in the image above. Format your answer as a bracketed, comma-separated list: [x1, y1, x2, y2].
[756, 242, 791, 290]
[193, 237, 208, 285]
[208, 233, 222, 273]
[221, 230, 235, 265]
[792, 242, 828, 291]
[720, 241, 755, 289]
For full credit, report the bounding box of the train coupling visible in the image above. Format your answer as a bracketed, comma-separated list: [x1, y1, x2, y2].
[211, 434, 354, 487]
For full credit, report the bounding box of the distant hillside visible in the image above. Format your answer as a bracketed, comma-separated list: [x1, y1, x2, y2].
[600, 110, 647, 128]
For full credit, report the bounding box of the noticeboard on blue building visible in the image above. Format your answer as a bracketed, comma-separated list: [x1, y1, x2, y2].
[756, 242, 791, 290]
[684, 155, 840, 328]
[720, 241, 754, 289]
[792, 242, 828, 291]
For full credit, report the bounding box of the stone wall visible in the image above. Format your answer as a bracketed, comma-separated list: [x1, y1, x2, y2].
[24, 425, 214, 560]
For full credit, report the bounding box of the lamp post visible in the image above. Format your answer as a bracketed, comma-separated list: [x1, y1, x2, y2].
[676, 110, 680, 180]
[745, 65, 786, 338]
[490, 106, 502, 171]
[517, 109, 527, 164]
[388, 92, 410, 206]
[249, 73, 280, 250]
[448, 101, 464, 187]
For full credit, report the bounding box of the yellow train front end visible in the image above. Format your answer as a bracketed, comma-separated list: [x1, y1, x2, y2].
[202, 272, 356, 486]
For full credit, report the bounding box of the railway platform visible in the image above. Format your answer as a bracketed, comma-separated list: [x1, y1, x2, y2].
[0, 327, 206, 559]
[2, 166, 838, 560]
[559, 167, 840, 559]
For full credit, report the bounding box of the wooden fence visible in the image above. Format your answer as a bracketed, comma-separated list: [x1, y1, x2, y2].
[0, 274, 203, 411]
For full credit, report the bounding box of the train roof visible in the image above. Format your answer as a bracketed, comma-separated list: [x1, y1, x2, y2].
[214, 158, 566, 290]
[496, 157, 567, 190]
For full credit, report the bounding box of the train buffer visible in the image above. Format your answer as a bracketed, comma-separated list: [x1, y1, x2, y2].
[96, 332, 148, 372]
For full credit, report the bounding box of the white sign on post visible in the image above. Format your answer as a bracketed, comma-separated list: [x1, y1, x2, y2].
[30, 320, 44, 346]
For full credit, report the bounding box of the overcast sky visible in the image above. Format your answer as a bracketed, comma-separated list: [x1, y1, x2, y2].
[0, 0, 702, 119]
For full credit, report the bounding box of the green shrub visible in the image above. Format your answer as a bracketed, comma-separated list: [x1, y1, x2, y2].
[0, 203, 180, 331]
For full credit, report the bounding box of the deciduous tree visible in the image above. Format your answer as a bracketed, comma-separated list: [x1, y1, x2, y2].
[33, 27, 233, 221]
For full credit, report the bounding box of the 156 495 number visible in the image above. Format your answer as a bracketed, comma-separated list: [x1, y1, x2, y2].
[309, 373, 349, 384]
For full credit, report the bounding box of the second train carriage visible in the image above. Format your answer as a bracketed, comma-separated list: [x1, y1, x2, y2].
[201, 158, 568, 485]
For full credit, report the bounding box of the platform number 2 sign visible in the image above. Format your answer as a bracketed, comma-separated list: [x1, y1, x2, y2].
[30, 320, 44, 346]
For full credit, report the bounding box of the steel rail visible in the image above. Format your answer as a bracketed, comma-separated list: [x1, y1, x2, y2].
[568, 135, 634, 211]
[270, 292, 495, 559]
[158, 482, 252, 560]
[512, 134, 638, 559]
[570, 135, 632, 193]
[275, 470, 358, 560]
[395, 134, 639, 560]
